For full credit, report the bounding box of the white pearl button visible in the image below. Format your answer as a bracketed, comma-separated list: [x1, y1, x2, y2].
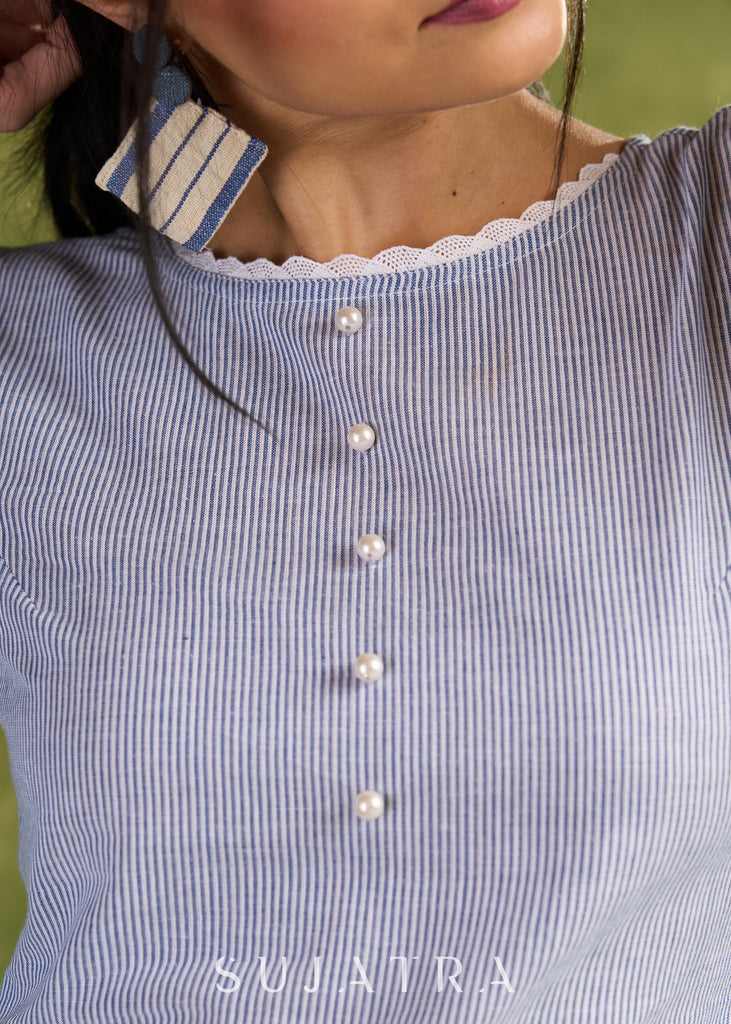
[354, 652, 384, 682]
[335, 306, 363, 334]
[357, 534, 386, 563]
[347, 423, 376, 451]
[355, 789, 385, 820]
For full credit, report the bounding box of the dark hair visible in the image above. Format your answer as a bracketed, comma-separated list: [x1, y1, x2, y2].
[41, 0, 586, 433]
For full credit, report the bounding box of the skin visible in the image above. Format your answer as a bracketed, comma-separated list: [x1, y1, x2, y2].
[0, 0, 81, 130]
[76, 0, 626, 264]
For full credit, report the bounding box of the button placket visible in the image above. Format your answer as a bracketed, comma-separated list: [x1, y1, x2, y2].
[335, 304, 387, 820]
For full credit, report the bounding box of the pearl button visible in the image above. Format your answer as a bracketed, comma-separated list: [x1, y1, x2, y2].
[354, 652, 384, 682]
[335, 306, 363, 334]
[355, 789, 385, 820]
[357, 534, 386, 563]
[347, 423, 376, 451]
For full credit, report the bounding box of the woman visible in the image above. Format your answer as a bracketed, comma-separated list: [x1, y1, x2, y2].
[0, 0, 729, 1021]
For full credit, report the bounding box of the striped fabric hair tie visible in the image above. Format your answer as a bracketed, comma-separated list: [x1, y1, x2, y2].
[95, 98, 268, 254]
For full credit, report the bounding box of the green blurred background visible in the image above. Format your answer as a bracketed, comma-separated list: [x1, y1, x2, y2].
[1, 0, 731, 984]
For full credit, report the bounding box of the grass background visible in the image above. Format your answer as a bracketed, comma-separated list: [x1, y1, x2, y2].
[1, 0, 731, 982]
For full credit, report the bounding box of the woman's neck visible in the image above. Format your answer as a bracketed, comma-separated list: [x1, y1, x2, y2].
[207, 88, 627, 267]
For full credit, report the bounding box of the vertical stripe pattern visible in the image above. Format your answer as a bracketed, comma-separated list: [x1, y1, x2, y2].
[1, 105, 730, 1024]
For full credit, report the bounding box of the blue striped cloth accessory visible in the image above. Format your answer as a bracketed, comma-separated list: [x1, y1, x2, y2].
[94, 97, 268, 253]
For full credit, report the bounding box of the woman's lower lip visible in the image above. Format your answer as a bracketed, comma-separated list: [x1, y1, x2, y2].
[424, 0, 523, 25]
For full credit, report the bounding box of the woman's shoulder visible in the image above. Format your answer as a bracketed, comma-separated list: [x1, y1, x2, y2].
[0, 228, 158, 380]
[559, 103, 731, 262]
[522, 92, 730, 203]
[0, 228, 156, 357]
[635, 102, 731, 177]
[555, 101, 730, 202]
[602, 102, 731, 207]
[623, 104, 731, 265]
[0, 227, 142, 293]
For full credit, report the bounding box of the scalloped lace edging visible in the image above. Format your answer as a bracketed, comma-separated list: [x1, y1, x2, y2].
[168, 151, 621, 281]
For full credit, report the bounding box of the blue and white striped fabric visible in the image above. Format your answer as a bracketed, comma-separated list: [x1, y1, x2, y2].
[95, 97, 268, 253]
[1, 105, 730, 1024]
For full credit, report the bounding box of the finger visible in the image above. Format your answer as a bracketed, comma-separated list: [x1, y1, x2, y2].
[0, 18, 81, 132]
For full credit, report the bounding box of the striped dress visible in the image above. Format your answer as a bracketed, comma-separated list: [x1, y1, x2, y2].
[0, 104, 729, 1023]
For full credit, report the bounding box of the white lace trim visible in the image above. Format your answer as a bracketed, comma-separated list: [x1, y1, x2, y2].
[169, 151, 621, 281]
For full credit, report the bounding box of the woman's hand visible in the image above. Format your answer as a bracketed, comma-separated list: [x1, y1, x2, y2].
[0, 0, 81, 132]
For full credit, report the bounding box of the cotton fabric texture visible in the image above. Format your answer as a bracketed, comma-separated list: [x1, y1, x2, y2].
[94, 97, 269, 253]
[0, 105, 730, 1024]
